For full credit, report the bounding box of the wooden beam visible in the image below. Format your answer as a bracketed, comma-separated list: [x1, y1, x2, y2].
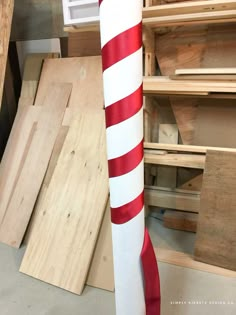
[170, 74, 236, 81]
[143, 10, 236, 28]
[143, 76, 236, 94]
[144, 142, 236, 154]
[145, 186, 200, 213]
[155, 248, 236, 278]
[145, 153, 205, 169]
[175, 68, 236, 75]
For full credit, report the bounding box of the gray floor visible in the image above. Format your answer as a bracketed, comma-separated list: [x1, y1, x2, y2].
[0, 216, 235, 315]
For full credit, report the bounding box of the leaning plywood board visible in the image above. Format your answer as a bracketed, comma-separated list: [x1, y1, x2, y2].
[193, 99, 236, 147]
[0, 83, 71, 248]
[20, 108, 108, 295]
[0, 0, 14, 108]
[87, 200, 114, 291]
[194, 150, 236, 271]
[18, 53, 60, 108]
[0, 106, 41, 227]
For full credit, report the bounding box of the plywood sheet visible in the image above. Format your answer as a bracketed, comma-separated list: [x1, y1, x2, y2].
[87, 200, 114, 292]
[0, 83, 71, 248]
[0, 0, 14, 108]
[20, 108, 108, 295]
[193, 99, 236, 148]
[194, 150, 236, 271]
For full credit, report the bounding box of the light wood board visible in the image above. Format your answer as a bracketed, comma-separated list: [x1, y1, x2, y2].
[0, 83, 71, 248]
[0, 0, 14, 109]
[194, 150, 236, 271]
[87, 200, 114, 291]
[0, 106, 41, 228]
[175, 67, 236, 75]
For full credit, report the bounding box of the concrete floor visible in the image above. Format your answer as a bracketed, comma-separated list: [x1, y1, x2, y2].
[0, 216, 235, 315]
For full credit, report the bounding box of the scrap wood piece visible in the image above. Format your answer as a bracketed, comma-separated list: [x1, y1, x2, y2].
[18, 53, 60, 108]
[0, 0, 14, 109]
[163, 210, 198, 233]
[20, 108, 109, 295]
[87, 200, 114, 291]
[194, 150, 236, 271]
[0, 105, 42, 227]
[0, 83, 71, 248]
[170, 74, 236, 81]
[155, 248, 236, 278]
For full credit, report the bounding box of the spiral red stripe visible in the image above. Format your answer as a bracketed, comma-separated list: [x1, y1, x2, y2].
[105, 84, 142, 128]
[99, 0, 103, 5]
[108, 139, 143, 178]
[102, 23, 142, 71]
[111, 191, 144, 224]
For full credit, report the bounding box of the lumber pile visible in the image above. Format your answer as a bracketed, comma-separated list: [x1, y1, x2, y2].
[0, 55, 114, 294]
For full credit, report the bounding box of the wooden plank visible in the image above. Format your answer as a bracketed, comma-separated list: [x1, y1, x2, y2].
[155, 248, 236, 278]
[0, 0, 14, 109]
[18, 53, 60, 108]
[20, 109, 108, 295]
[0, 106, 42, 228]
[0, 83, 71, 248]
[175, 67, 236, 75]
[144, 142, 236, 154]
[145, 153, 205, 169]
[171, 74, 236, 81]
[163, 210, 198, 232]
[194, 150, 236, 271]
[87, 200, 114, 292]
[143, 76, 236, 94]
[145, 187, 200, 213]
[143, 11, 236, 28]
[193, 99, 236, 147]
[157, 124, 178, 188]
[143, 0, 236, 18]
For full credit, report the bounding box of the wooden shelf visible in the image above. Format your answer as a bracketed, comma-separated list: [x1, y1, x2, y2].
[143, 0, 236, 28]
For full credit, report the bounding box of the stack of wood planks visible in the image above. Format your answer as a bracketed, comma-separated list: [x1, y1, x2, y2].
[0, 55, 114, 294]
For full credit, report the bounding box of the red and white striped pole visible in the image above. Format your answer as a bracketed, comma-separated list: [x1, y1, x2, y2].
[99, 0, 160, 314]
